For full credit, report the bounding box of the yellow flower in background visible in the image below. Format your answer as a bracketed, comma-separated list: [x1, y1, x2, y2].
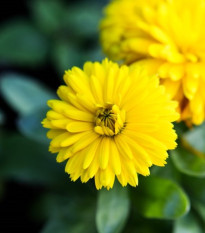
[100, 0, 205, 125]
[42, 59, 178, 190]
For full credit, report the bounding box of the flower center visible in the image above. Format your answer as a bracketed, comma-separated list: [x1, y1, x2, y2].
[94, 104, 126, 136]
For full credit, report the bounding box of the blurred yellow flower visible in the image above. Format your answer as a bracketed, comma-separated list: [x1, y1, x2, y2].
[100, 0, 205, 125]
[42, 59, 178, 190]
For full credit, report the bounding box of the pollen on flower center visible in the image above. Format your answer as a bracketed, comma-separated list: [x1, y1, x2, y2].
[94, 104, 125, 136]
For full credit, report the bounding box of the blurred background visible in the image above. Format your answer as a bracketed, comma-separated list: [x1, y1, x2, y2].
[0, 0, 107, 232]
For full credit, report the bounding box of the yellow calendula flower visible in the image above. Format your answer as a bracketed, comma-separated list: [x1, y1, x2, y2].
[100, 0, 205, 125]
[42, 59, 178, 190]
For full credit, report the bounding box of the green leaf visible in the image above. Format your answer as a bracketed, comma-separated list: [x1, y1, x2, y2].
[0, 132, 67, 187]
[173, 212, 203, 233]
[183, 123, 205, 154]
[0, 20, 48, 66]
[171, 145, 205, 177]
[96, 182, 130, 233]
[151, 157, 180, 181]
[0, 73, 56, 115]
[123, 214, 173, 233]
[30, 0, 65, 36]
[42, 219, 96, 233]
[51, 40, 84, 74]
[17, 108, 49, 144]
[193, 201, 205, 233]
[174, 122, 189, 135]
[182, 176, 205, 203]
[132, 176, 190, 219]
[63, 4, 103, 38]
[193, 201, 205, 223]
[40, 196, 97, 233]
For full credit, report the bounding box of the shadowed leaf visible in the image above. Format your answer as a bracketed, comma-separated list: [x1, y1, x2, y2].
[0, 20, 48, 66]
[96, 182, 130, 233]
[0, 73, 56, 116]
[132, 176, 190, 219]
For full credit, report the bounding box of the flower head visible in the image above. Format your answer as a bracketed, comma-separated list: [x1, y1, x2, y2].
[42, 59, 178, 190]
[100, 0, 205, 125]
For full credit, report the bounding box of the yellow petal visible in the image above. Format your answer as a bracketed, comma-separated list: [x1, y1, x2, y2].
[110, 139, 121, 175]
[169, 64, 184, 81]
[66, 122, 93, 133]
[56, 147, 72, 162]
[99, 137, 110, 169]
[50, 132, 71, 147]
[47, 129, 64, 139]
[60, 132, 88, 147]
[83, 138, 102, 169]
[114, 135, 133, 160]
[183, 74, 199, 100]
[71, 131, 99, 154]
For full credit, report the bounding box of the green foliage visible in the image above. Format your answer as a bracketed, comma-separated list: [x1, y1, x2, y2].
[0, 73, 56, 144]
[29, 0, 104, 74]
[193, 201, 205, 223]
[0, 73, 55, 116]
[17, 108, 49, 144]
[132, 176, 190, 219]
[30, 0, 66, 36]
[0, 132, 66, 187]
[51, 40, 84, 72]
[41, 197, 97, 233]
[96, 182, 130, 233]
[0, 0, 104, 74]
[171, 145, 205, 177]
[182, 176, 205, 203]
[151, 157, 180, 181]
[63, 3, 103, 38]
[173, 212, 203, 233]
[183, 123, 205, 154]
[0, 20, 48, 66]
[171, 123, 205, 177]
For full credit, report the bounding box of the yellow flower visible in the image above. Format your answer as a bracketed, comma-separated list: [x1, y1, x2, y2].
[100, 0, 205, 125]
[42, 59, 178, 190]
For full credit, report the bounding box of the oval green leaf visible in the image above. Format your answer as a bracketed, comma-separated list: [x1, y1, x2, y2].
[173, 212, 203, 233]
[0, 20, 48, 66]
[17, 108, 49, 144]
[0, 132, 66, 186]
[63, 3, 102, 37]
[183, 123, 205, 154]
[41, 197, 96, 233]
[96, 182, 130, 233]
[51, 41, 83, 73]
[30, 0, 65, 36]
[133, 176, 190, 219]
[193, 201, 205, 223]
[182, 176, 205, 204]
[0, 73, 56, 115]
[171, 146, 205, 177]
